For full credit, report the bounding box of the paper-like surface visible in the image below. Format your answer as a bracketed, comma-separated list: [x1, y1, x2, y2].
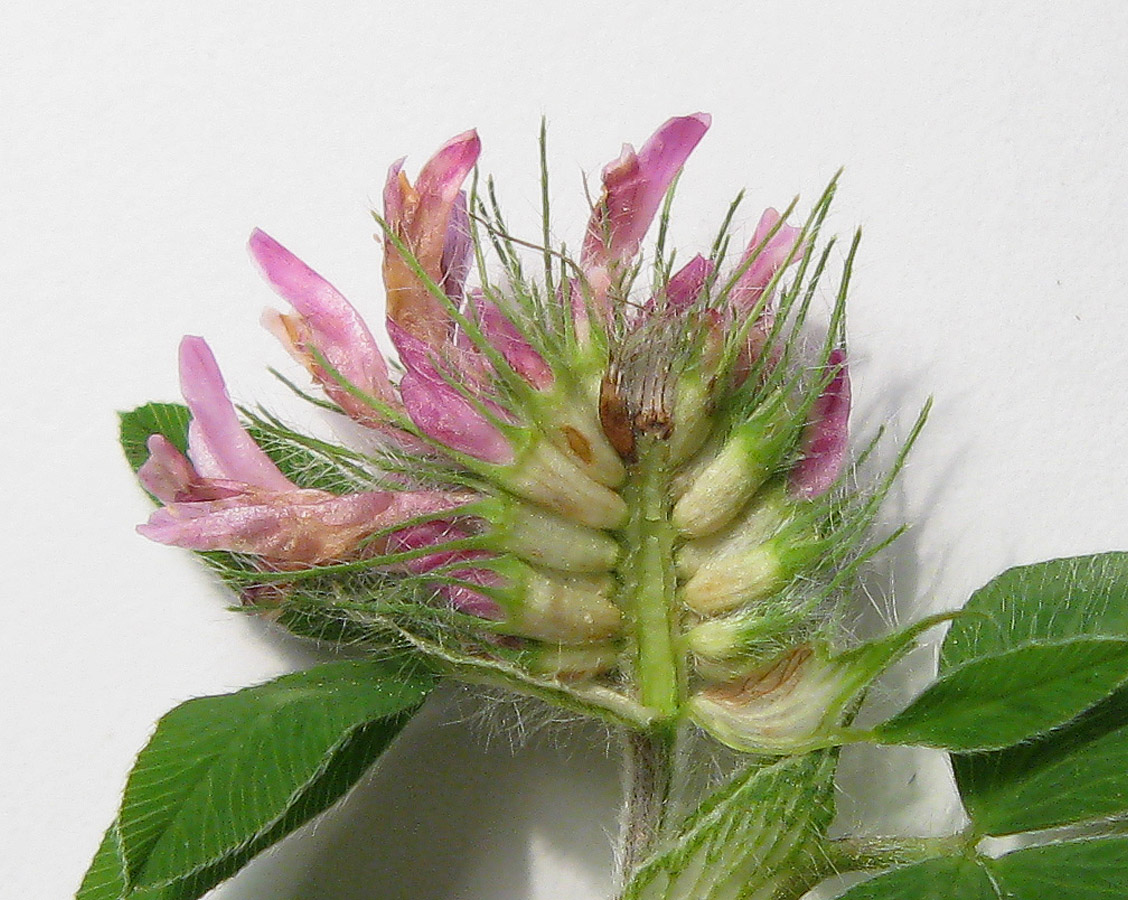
[3, 2, 1128, 897]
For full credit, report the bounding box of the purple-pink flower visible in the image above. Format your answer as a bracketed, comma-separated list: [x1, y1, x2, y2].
[382, 129, 480, 346]
[138, 336, 471, 568]
[135, 113, 861, 660]
[581, 114, 711, 316]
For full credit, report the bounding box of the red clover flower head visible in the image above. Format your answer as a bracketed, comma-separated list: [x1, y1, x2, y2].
[134, 114, 915, 746]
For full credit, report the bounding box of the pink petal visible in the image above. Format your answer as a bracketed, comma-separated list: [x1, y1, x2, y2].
[138, 487, 474, 565]
[465, 291, 554, 389]
[389, 317, 480, 387]
[663, 254, 714, 312]
[249, 229, 395, 413]
[581, 114, 711, 274]
[439, 568, 505, 619]
[382, 158, 407, 222]
[137, 435, 197, 503]
[789, 349, 851, 499]
[178, 337, 295, 492]
[415, 130, 482, 226]
[388, 519, 475, 569]
[382, 131, 481, 346]
[137, 488, 397, 563]
[398, 372, 514, 464]
[731, 208, 805, 313]
[389, 321, 515, 464]
[382, 517, 504, 618]
[440, 191, 473, 302]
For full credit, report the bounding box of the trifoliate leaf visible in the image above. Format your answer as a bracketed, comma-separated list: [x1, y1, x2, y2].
[942, 553, 1128, 832]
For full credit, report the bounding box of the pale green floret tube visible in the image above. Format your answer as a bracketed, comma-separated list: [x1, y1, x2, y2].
[525, 642, 621, 681]
[666, 371, 715, 467]
[488, 556, 622, 643]
[671, 396, 797, 538]
[685, 602, 813, 664]
[501, 439, 628, 529]
[485, 495, 621, 573]
[679, 516, 820, 616]
[675, 480, 793, 579]
[534, 381, 628, 488]
[681, 542, 788, 616]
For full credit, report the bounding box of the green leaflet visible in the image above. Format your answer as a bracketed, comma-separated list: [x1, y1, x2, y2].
[954, 685, 1128, 834]
[941, 553, 1128, 665]
[833, 856, 997, 900]
[871, 637, 1128, 751]
[833, 837, 1128, 900]
[621, 751, 836, 900]
[77, 659, 435, 900]
[989, 836, 1128, 898]
[941, 553, 1128, 833]
[77, 825, 160, 900]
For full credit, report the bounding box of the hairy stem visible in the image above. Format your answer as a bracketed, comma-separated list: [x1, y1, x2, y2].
[616, 727, 676, 889]
[823, 833, 970, 873]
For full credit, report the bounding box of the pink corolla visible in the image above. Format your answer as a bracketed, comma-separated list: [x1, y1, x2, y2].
[789, 348, 852, 499]
[382, 129, 480, 346]
[581, 113, 711, 316]
[137, 336, 471, 567]
[731, 207, 806, 315]
[135, 114, 887, 695]
[253, 229, 396, 426]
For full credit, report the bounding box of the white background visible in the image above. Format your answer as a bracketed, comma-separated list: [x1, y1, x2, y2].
[4, 2, 1128, 898]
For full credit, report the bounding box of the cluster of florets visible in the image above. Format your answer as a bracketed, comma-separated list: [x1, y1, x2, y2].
[136, 114, 899, 746]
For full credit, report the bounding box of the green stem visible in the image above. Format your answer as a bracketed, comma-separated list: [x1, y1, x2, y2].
[823, 834, 970, 873]
[620, 436, 682, 719]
